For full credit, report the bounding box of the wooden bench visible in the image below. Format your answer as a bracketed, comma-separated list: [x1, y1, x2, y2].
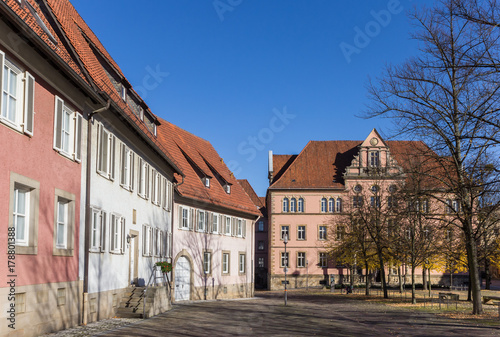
[482, 295, 500, 305]
[439, 292, 459, 301]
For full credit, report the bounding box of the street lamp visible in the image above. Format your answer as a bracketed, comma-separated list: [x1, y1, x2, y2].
[284, 233, 288, 306]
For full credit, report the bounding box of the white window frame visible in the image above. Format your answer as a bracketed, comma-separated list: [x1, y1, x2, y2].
[239, 253, 246, 274]
[138, 158, 150, 199]
[328, 198, 334, 213]
[319, 225, 327, 240]
[321, 198, 327, 213]
[54, 96, 82, 162]
[319, 252, 328, 268]
[151, 169, 161, 205]
[110, 214, 125, 254]
[180, 207, 189, 230]
[297, 225, 306, 240]
[96, 123, 115, 179]
[237, 219, 243, 237]
[297, 252, 306, 268]
[298, 198, 304, 212]
[56, 200, 68, 249]
[281, 225, 289, 240]
[282, 198, 289, 213]
[370, 151, 380, 167]
[212, 213, 219, 234]
[290, 198, 296, 212]
[336, 198, 342, 212]
[280, 252, 289, 268]
[225, 216, 231, 236]
[143, 224, 152, 256]
[197, 210, 206, 232]
[222, 252, 230, 274]
[13, 186, 30, 246]
[120, 143, 135, 191]
[203, 251, 211, 275]
[0, 53, 35, 136]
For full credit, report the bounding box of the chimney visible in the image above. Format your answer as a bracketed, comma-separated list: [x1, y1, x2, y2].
[268, 150, 274, 184]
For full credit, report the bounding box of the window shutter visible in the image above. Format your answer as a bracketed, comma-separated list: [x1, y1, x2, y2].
[178, 206, 183, 229]
[138, 158, 143, 195]
[232, 218, 236, 236]
[145, 164, 150, 199]
[0, 51, 4, 115]
[243, 220, 246, 238]
[130, 153, 135, 191]
[167, 232, 172, 258]
[53, 96, 64, 151]
[110, 135, 116, 180]
[167, 182, 172, 211]
[23, 71, 35, 136]
[149, 227, 154, 256]
[207, 212, 212, 233]
[96, 124, 102, 171]
[120, 143, 126, 186]
[219, 215, 223, 235]
[121, 218, 126, 254]
[100, 212, 107, 252]
[74, 113, 82, 161]
[143, 225, 147, 255]
[189, 208, 194, 231]
[110, 214, 116, 252]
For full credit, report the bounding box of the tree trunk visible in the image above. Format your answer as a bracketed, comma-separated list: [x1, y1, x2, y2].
[422, 268, 427, 291]
[467, 272, 472, 302]
[365, 266, 370, 296]
[465, 229, 483, 314]
[398, 266, 403, 293]
[485, 258, 491, 290]
[411, 265, 416, 304]
[378, 254, 388, 299]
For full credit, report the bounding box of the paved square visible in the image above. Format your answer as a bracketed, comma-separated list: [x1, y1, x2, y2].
[97, 292, 500, 336]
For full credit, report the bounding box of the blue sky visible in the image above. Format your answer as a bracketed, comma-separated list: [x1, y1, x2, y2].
[71, 0, 434, 196]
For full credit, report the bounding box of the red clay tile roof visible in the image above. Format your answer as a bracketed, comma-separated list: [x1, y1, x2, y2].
[1, 0, 89, 84]
[157, 119, 260, 217]
[238, 179, 264, 208]
[270, 140, 441, 190]
[16, 0, 182, 175]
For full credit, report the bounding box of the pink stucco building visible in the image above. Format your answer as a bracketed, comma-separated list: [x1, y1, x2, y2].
[266, 129, 458, 290]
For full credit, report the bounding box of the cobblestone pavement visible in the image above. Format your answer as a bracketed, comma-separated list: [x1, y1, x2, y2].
[41, 318, 142, 337]
[45, 291, 500, 336]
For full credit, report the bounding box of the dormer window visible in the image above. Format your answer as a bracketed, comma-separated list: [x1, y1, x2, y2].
[225, 184, 231, 194]
[139, 108, 144, 121]
[370, 151, 380, 167]
[204, 177, 210, 188]
[153, 124, 157, 136]
[120, 85, 126, 101]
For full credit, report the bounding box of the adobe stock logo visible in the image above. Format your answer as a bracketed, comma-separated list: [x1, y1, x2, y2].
[339, 0, 406, 64]
[213, 0, 243, 22]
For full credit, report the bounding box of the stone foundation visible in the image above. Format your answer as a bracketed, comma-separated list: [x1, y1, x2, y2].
[188, 282, 254, 301]
[269, 274, 325, 291]
[83, 287, 128, 324]
[0, 280, 80, 337]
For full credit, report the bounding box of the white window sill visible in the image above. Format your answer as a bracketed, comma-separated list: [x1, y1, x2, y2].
[0, 117, 23, 134]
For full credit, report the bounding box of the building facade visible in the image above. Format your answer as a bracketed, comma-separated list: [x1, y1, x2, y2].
[267, 129, 457, 290]
[157, 120, 260, 301]
[238, 179, 269, 289]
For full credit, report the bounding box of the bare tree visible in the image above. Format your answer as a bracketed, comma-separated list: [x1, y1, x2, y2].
[366, 0, 500, 314]
[328, 212, 378, 296]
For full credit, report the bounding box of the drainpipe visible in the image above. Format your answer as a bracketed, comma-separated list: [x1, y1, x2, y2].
[82, 100, 110, 325]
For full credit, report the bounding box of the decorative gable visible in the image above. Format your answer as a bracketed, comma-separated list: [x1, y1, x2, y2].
[345, 129, 404, 179]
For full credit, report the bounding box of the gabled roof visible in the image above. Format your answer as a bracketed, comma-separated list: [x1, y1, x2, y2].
[269, 139, 440, 190]
[238, 179, 264, 208]
[0, 0, 183, 175]
[157, 119, 260, 217]
[1, 0, 89, 85]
